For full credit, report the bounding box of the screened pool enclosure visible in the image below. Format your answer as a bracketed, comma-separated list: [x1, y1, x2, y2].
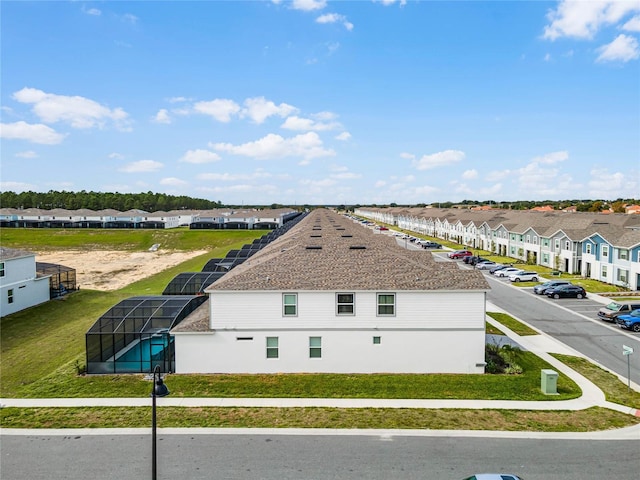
[86, 295, 207, 374]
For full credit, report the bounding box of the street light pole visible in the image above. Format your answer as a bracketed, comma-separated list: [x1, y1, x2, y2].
[151, 364, 170, 480]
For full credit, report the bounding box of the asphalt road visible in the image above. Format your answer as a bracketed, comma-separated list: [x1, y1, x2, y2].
[481, 270, 640, 383]
[2, 433, 638, 480]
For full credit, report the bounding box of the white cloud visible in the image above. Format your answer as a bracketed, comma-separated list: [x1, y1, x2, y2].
[543, 0, 640, 40]
[82, 6, 101, 16]
[300, 178, 337, 188]
[400, 152, 415, 160]
[15, 150, 38, 158]
[335, 131, 351, 141]
[331, 171, 361, 180]
[588, 168, 637, 197]
[281, 115, 340, 131]
[193, 99, 241, 122]
[0, 181, 37, 192]
[0, 121, 66, 144]
[168, 96, 190, 103]
[121, 13, 138, 24]
[242, 97, 297, 124]
[210, 132, 335, 161]
[109, 152, 125, 160]
[179, 149, 222, 164]
[596, 33, 640, 62]
[375, 180, 387, 188]
[544, 53, 552, 62]
[119, 160, 163, 173]
[153, 109, 171, 124]
[12, 87, 131, 130]
[376, 0, 407, 6]
[462, 169, 478, 180]
[412, 149, 465, 170]
[291, 0, 326, 11]
[197, 170, 273, 181]
[160, 177, 188, 187]
[622, 15, 640, 31]
[533, 150, 569, 164]
[316, 13, 353, 31]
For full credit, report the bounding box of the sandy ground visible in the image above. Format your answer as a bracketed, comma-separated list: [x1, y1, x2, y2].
[36, 249, 208, 291]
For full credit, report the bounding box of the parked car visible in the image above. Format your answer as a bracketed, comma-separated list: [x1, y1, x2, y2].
[508, 270, 539, 282]
[420, 241, 442, 249]
[470, 256, 488, 266]
[597, 301, 640, 322]
[533, 280, 571, 295]
[494, 267, 521, 278]
[545, 284, 587, 299]
[448, 250, 472, 259]
[615, 309, 640, 332]
[476, 261, 500, 270]
[489, 264, 511, 274]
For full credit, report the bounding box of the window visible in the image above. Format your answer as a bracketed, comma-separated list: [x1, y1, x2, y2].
[336, 293, 354, 315]
[309, 337, 322, 358]
[602, 245, 609, 257]
[601, 265, 607, 278]
[565, 241, 570, 250]
[0, 262, 4, 277]
[542, 239, 549, 247]
[585, 244, 591, 254]
[526, 235, 530, 243]
[617, 249, 629, 260]
[377, 293, 395, 316]
[283, 293, 297, 316]
[7, 289, 13, 304]
[555, 239, 560, 251]
[266, 337, 279, 359]
[617, 269, 629, 283]
[373, 336, 381, 345]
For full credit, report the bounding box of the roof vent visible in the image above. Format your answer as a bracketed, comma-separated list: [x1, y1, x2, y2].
[349, 245, 366, 250]
[306, 245, 322, 250]
[341, 234, 353, 238]
[311, 234, 322, 238]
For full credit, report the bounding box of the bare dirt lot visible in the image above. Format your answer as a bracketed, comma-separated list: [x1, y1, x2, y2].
[36, 249, 208, 291]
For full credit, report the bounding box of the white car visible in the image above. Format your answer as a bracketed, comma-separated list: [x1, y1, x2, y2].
[494, 267, 520, 278]
[508, 270, 539, 282]
[475, 261, 500, 270]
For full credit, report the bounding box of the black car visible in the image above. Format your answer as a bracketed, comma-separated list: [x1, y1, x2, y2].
[545, 284, 587, 299]
[489, 264, 510, 274]
[421, 241, 442, 249]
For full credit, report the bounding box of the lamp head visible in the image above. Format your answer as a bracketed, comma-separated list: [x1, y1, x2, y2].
[153, 377, 170, 397]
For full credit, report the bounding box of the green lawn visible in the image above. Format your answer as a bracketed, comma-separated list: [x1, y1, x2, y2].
[2, 227, 639, 432]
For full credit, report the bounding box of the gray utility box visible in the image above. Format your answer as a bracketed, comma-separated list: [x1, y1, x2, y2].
[541, 369, 559, 395]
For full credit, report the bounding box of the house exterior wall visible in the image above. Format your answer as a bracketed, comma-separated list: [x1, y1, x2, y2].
[174, 289, 486, 374]
[0, 255, 50, 317]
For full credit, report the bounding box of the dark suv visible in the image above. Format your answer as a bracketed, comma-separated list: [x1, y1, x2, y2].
[598, 301, 640, 322]
[533, 280, 571, 295]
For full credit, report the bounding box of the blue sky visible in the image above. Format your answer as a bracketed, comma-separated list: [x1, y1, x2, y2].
[1, 0, 639, 206]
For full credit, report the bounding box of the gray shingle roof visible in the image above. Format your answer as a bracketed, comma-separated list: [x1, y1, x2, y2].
[207, 209, 489, 292]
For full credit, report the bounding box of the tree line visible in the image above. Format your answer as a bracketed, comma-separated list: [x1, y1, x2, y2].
[0, 190, 222, 212]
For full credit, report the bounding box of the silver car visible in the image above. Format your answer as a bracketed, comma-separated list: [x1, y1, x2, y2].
[508, 270, 539, 282]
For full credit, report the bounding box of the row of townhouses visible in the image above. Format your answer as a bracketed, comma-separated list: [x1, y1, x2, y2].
[0, 207, 299, 230]
[355, 207, 640, 291]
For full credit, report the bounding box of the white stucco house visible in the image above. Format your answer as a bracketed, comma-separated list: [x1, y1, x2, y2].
[172, 209, 490, 374]
[0, 247, 51, 317]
